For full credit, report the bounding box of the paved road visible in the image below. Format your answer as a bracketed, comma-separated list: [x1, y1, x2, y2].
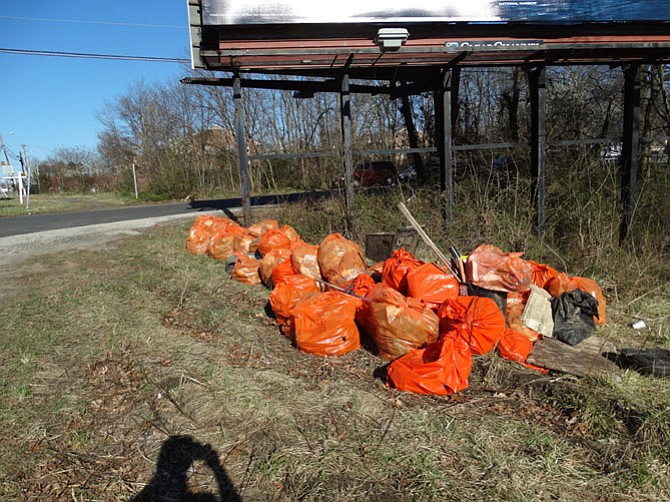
[0, 201, 216, 238]
[0, 191, 340, 267]
[0, 191, 334, 238]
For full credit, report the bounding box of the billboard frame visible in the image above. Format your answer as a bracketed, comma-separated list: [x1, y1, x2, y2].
[185, 0, 668, 239]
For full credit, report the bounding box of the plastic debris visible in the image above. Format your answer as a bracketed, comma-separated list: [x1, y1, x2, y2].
[185, 216, 619, 396]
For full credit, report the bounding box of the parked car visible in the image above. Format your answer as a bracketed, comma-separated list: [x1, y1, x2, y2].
[331, 160, 398, 188]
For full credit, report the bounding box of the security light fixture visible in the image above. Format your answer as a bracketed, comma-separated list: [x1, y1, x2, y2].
[375, 28, 409, 51]
[293, 90, 315, 99]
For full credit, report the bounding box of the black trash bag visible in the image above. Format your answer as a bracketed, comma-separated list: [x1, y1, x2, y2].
[616, 348, 670, 378]
[551, 289, 600, 346]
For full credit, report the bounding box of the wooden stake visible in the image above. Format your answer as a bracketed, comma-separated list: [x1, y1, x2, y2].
[397, 202, 460, 278]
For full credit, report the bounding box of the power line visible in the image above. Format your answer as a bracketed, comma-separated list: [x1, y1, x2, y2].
[0, 47, 189, 63]
[0, 15, 184, 29]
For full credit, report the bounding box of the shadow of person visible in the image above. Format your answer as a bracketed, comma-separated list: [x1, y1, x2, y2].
[129, 435, 242, 502]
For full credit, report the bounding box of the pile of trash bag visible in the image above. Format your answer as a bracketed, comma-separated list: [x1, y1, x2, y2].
[186, 215, 607, 396]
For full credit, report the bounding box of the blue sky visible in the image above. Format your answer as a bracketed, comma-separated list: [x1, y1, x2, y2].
[0, 1, 192, 162]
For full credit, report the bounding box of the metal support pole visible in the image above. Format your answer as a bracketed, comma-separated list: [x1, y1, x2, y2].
[340, 73, 355, 235]
[620, 64, 641, 243]
[529, 66, 547, 236]
[437, 68, 454, 230]
[234, 75, 251, 226]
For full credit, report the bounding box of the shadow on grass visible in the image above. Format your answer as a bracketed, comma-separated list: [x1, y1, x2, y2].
[129, 435, 242, 502]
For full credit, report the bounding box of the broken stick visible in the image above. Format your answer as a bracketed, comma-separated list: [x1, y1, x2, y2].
[314, 278, 373, 303]
[397, 202, 460, 279]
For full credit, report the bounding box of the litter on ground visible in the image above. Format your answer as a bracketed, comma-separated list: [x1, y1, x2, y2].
[186, 208, 659, 397]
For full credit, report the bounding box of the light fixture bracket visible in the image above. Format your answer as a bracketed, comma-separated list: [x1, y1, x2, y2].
[375, 28, 410, 51]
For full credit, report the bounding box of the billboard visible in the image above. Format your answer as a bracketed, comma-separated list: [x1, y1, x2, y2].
[201, 0, 670, 25]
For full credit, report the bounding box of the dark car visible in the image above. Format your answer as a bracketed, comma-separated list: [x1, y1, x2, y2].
[331, 161, 398, 189]
[354, 161, 397, 186]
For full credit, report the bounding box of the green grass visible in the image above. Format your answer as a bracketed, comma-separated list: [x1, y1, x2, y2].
[0, 190, 669, 500]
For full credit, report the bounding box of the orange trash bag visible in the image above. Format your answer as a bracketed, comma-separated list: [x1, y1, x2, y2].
[186, 215, 228, 255]
[247, 219, 279, 237]
[290, 291, 362, 356]
[257, 228, 294, 257]
[346, 273, 377, 298]
[528, 260, 560, 289]
[270, 258, 297, 287]
[497, 328, 533, 363]
[269, 275, 321, 335]
[231, 254, 262, 286]
[437, 296, 506, 355]
[497, 328, 548, 374]
[465, 244, 532, 293]
[317, 233, 367, 288]
[208, 224, 247, 261]
[406, 262, 460, 310]
[381, 248, 424, 295]
[545, 272, 607, 325]
[506, 290, 530, 308]
[357, 283, 439, 361]
[232, 233, 256, 254]
[208, 233, 236, 261]
[291, 242, 322, 281]
[260, 248, 293, 286]
[505, 301, 540, 343]
[279, 224, 301, 243]
[386, 334, 472, 396]
[368, 261, 384, 277]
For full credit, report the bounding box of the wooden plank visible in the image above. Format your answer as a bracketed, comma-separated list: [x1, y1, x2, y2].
[391, 227, 421, 255]
[576, 335, 618, 359]
[527, 336, 622, 379]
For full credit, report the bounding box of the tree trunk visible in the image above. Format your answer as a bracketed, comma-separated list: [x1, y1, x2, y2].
[400, 94, 426, 179]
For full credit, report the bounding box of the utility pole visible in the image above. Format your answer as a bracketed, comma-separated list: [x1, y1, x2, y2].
[0, 133, 10, 165]
[19, 145, 26, 175]
[21, 145, 31, 211]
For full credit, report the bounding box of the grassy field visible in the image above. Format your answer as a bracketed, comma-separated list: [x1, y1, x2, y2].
[1, 192, 669, 500]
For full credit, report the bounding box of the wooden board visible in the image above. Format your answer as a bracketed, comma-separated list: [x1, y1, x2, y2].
[527, 336, 621, 379]
[575, 335, 618, 359]
[365, 232, 394, 262]
[391, 227, 421, 255]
